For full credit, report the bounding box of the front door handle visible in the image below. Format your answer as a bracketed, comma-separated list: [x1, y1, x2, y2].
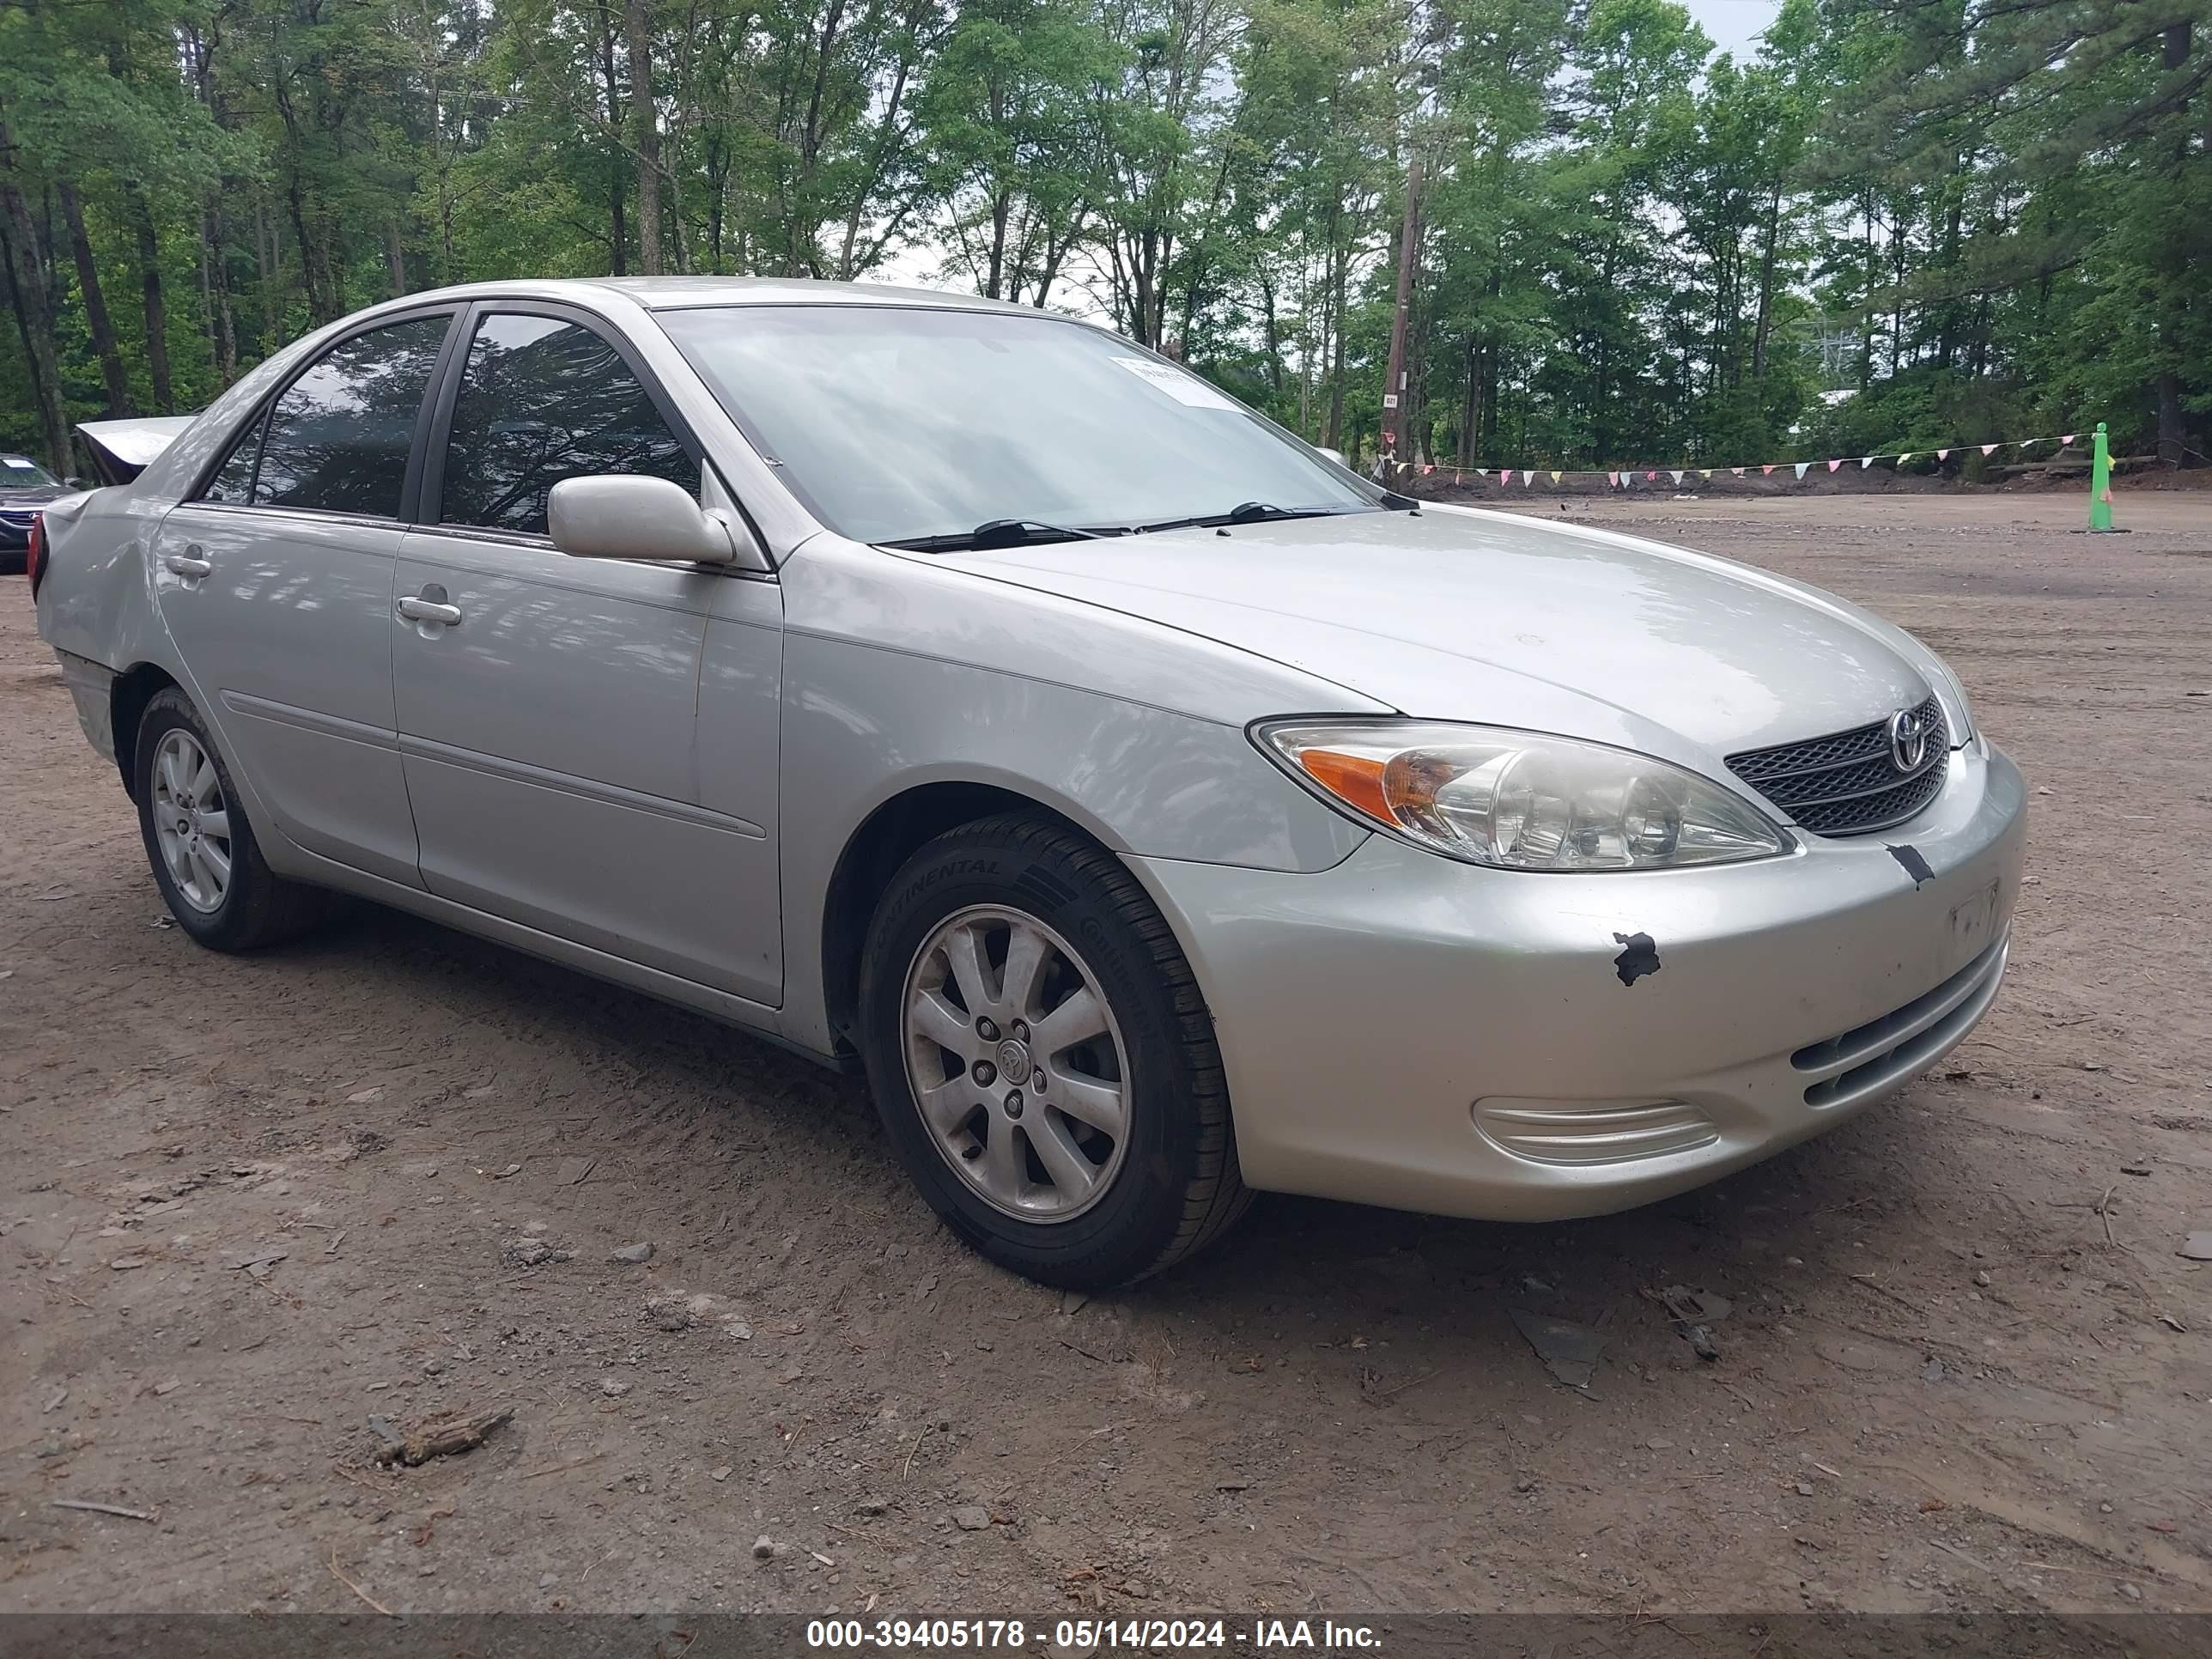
[398, 595, 463, 627]
[164, 548, 212, 579]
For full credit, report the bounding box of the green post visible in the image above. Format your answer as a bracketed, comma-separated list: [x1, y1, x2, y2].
[2088, 421, 2116, 532]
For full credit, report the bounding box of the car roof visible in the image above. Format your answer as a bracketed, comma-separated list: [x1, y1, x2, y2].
[387, 276, 1040, 316]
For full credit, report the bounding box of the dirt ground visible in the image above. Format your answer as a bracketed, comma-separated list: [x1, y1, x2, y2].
[3, 491, 2209, 1620]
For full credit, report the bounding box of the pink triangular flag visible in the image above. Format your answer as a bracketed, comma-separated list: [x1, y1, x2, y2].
[1498, 469, 1511, 484]
[1980, 444, 1996, 457]
[1794, 462, 1810, 480]
[1422, 464, 1434, 474]
[1936, 448, 1949, 460]
[1826, 459, 1843, 472]
[1761, 464, 1775, 477]
[1730, 466, 1744, 477]
[1645, 470, 1657, 482]
[2061, 434, 2075, 446]
[1607, 471, 1620, 488]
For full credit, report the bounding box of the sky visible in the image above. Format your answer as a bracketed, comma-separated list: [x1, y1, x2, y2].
[1687, 0, 1784, 61]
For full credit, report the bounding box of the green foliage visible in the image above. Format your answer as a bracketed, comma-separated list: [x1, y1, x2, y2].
[0, 0, 2206, 472]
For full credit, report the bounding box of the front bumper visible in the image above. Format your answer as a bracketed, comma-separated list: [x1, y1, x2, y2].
[1133, 738, 2026, 1221]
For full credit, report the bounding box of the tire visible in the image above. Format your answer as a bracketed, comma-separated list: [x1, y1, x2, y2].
[134, 687, 329, 951]
[858, 812, 1251, 1288]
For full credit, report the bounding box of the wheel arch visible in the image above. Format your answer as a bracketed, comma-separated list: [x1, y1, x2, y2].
[818, 780, 1118, 1058]
[109, 661, 183, 799]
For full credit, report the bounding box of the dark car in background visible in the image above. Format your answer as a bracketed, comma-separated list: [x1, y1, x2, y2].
[0, 453, 66, 572]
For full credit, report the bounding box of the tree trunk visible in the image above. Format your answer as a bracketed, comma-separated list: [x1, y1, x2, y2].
[386, 220, 408, 298]
[1750, 182, 1781, 382]
[1260, 276, 1282, 401]
[60, 182, 132, 416]
[626, 0, 663, 275]
[594, 3, 629, 275]
[2156, 21, 2193, 466]
[202, 202, 235, 388]
[0, 175, 70, 476]
[1455, 337, 1476, 466]
[130, 197, 172, 409]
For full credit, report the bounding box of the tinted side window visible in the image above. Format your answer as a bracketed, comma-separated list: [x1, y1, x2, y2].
[201, 410, 265, 504]
[254, 314, 451, 517]
[439, 313, 700, 537]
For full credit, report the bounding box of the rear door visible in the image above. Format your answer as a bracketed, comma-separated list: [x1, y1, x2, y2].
[392, 304, 783, 1004]
[148, 308, 458, 887]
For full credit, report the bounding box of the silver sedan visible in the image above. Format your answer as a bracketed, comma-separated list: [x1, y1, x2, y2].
[33, 279, 2024, 1287]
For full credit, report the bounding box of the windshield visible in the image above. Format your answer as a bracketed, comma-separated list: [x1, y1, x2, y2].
[657, 304, 1379, 545]
[0, 456, 58, 489]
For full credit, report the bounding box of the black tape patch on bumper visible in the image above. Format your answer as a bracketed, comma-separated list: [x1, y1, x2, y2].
[1887, 843, 1936, 888]
[1611, 931, 1662, 987]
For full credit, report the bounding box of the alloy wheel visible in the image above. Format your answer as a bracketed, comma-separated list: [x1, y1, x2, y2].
[901, 904, 1132, 1222]
[151, 728, 233, 914]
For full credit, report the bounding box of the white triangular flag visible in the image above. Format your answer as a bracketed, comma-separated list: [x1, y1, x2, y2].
[1475, 468, 1488, 477]
[1730, 467, 1744, 477]
[1522, 469, 1534, 486]
[1980, 444, 1996, 457]
[1668, 470, 1684, 486]
[1794, 462, 1810, 480]
[2061, 434, 2075, 446]
[1936, 448, 1949, 460]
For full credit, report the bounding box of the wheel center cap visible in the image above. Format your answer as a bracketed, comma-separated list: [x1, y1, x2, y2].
[994, 1038, 1033, 1087]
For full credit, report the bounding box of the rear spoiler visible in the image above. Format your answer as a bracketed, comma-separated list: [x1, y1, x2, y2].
[74, 415, 196, 487]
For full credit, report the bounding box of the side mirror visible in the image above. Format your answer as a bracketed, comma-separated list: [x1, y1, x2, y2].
[548, 474, 746, 565]
[1317, 447, 1347, 467]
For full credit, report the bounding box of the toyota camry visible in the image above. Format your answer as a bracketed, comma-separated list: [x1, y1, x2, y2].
[31, 278, 2024, 1287]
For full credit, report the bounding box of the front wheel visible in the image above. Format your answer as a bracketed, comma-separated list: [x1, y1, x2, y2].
[857, 814, 1250, 1288]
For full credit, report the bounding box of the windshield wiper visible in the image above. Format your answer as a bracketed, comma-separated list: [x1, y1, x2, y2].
[1136, 501, 1347, 534]
[880, 518, 1123, 553]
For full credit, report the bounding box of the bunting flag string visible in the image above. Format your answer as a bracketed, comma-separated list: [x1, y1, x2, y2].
[1407, 432, 2087, 492]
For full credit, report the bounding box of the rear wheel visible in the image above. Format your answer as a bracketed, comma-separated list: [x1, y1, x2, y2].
[858, 813, 1249, 1287]
[135, 688, 328, 951]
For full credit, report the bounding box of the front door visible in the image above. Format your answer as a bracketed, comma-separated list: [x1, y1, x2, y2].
[392, 307, 783, 1005]
[149, 309, 455, 887]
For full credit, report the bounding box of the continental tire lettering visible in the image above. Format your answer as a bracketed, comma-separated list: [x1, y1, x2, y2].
[917, 858, 1000, 890]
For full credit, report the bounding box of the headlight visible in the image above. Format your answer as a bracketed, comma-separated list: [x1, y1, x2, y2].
[1255, 720, 1794, 872]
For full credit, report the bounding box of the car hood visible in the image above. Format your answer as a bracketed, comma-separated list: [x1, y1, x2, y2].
[0, 485, 63, 509]
[953, 506, 1942, 763]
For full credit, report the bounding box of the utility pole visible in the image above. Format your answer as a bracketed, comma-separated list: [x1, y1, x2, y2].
[1380, 155, 1423, 480]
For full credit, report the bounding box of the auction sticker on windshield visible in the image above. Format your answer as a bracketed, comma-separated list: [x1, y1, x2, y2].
[1109, 356, 1237, 409]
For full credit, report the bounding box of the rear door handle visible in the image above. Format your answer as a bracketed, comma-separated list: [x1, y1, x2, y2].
[398, 596, 463, 627]
[164, 548, 211, 578]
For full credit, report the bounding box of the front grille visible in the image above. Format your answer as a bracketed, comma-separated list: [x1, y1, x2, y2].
[1726, 695, 1947, 836]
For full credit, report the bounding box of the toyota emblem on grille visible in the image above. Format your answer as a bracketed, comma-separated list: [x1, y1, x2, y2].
[1887, 708, 1930, 772]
